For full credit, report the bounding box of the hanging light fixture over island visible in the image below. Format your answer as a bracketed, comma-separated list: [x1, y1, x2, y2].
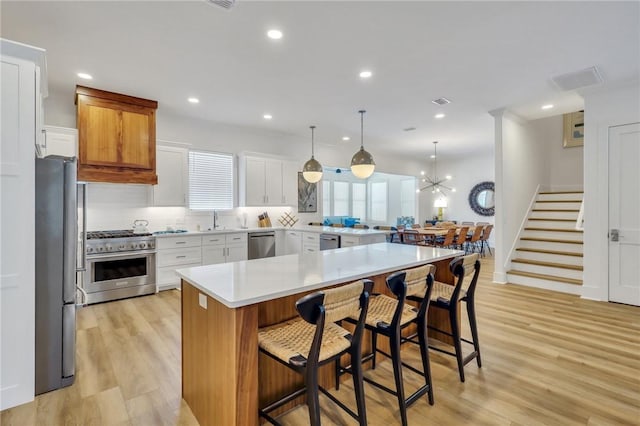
[302, 125, 323, 183]
[350, 110, 376, 179]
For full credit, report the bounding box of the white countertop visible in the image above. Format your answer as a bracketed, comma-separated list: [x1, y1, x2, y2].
[154, 225, 387, 238]
[176, 243, 463, 308]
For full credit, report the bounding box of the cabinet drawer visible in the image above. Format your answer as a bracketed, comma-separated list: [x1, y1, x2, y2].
[158, 262, 201, 286]
[302, 244, 318, 254]
[341, 236, 359, 247]
[226, 233, 247, 245]
[157, 246, 202, 267]
[202, 235, 226, 246]
[157, 235, 201, 250]
[302, 232, 320, 243]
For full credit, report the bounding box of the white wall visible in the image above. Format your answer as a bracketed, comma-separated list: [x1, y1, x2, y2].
[493, 111, 549, 282]
[582, 81, 640, 301]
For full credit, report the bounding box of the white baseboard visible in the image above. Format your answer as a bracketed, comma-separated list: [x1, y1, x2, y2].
[493, 271, 507, 284]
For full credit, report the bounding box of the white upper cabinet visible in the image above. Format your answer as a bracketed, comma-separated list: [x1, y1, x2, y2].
[239, 154, 299, 207]
[43, 126, 77, 158]
[153, 145, 188, 206]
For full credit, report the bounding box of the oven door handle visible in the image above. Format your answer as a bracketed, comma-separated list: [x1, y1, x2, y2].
[86, 250, 156, 261]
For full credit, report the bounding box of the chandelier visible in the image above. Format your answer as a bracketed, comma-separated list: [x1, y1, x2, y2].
[418, 141, 456, 195]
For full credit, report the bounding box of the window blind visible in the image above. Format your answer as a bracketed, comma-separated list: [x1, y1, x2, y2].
[370, 181, 388, 221]
[188, 150, 234, 210]
[352, 182, 366, 220]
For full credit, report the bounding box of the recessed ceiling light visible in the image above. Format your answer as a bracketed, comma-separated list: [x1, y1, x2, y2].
[187, 97, 199, 104]
[77, 72, 93, 80]
[445, 175, 452, 180]
[420, 171, 425, 176]
[267, 29, 283, 40]
[434, 113, 445, 119]
[432, 97, 451, 105]
[541, 104, 554, 110]
[263, 114, 273, 120]
[359, 70, 372, 79]
[415, 189, 420, 193]
[342, 136, 350, 141]
[430, 154, 436, 159]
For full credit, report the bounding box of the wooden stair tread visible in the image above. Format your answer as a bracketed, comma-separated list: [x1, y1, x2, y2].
[538, 191, 584, 194]
[528, 218, 575, 222]
[524, 227, 583, 233]
[507, 270, 583, 285]
[516, 248, 583, 257]
[521, 237, 583, 244]
[512, 258, 583, 271]
[537, 200, 582, 203]
[532, 209, 580, 212]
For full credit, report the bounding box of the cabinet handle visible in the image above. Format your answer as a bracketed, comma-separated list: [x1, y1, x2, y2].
[175, 241, 186, 245]
[176, 255, 186, 259]
[233, 237, 241, 240]
[42, 129, 47, 150]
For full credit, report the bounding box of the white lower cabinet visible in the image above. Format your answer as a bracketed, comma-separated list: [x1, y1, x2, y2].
[341, 236, 359, 247]
[285, 230, 303, 255]
[156, 236, 202, 291]
[202, 232, 248, 265]
[302, 232, 320, 253]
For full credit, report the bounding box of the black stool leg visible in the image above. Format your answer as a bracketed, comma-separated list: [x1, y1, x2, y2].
[305, 366, 321, 426]
[450, 306, 465, 382]
[417, 316, 435, 405]
[351, 348, 368, 426]
[466, 298, 482, 367]
[390, 330, 408, 426]
[371, 330, 378, 370]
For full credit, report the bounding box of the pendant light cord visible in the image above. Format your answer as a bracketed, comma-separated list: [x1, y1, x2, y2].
[359, 110, 366, 150]
[310, 125, 316, 158]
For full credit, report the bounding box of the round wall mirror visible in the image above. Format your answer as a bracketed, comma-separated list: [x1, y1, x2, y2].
[468, 181, 495, 216]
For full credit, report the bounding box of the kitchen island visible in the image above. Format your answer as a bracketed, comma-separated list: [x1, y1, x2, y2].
[177, 243, 463, 426]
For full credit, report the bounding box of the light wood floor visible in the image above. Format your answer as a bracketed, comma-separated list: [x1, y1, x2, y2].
[2, 257, 639, 425]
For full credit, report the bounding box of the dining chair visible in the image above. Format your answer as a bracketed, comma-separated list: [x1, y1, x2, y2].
[258, 280, 373, 426]
[432, 228, 456, 249]
[452, 226, 469, 250]
[461, 221, 474, 226]
[465, 225, 484, 254]
[401, 229, 425, 245]
[478, 224, 494, 256]
[353, 224, 369, 229]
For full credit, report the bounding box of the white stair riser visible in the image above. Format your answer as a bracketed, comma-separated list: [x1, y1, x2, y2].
[530, 211, 579, 220]
[534, 201, 581, 210]
[522, 230, 583, 241]
[507, 273, 582, 295]
[526, 220, 580, 229]
[519, 240, 584, 252]
[510, 262, 583, 280]
[515, 250, 583, 266]
[537, 193, 584, 202]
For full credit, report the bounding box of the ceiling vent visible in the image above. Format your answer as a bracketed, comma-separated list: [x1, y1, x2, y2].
[431, 97, 451, 106]
[206, 0, 236, 9]
[551, 66, 603, 91]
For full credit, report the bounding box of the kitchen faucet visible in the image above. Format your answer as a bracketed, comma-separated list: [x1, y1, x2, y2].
[212, 210, 219, 230]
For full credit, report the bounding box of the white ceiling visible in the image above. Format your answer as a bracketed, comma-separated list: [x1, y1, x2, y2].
[2, 1, 639, 160]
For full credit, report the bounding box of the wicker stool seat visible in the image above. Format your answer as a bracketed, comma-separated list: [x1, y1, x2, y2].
[339, 264, 436, 426]
[361, 294, 417, 327]
[258, 280, 373, 426]
[427, 254, 482, 382]
[259, 320, 352, 365]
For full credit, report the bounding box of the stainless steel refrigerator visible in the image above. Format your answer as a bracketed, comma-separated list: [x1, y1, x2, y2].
[35, 155, 80, 395]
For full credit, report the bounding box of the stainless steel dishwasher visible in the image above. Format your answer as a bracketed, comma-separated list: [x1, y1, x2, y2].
[248, 231, 276, 259]
[320, 233, 340, 251]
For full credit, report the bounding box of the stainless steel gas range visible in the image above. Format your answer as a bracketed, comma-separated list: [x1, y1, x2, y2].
[82, 230, 156, 304]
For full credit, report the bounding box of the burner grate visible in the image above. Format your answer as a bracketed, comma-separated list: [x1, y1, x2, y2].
[86, 230, 152, 239]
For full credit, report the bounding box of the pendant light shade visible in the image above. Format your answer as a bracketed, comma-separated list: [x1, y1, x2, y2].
[351, 110, 375, 179]
[302, 125, 323, 183]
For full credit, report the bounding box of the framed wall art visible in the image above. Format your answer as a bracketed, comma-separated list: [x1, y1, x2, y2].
[563, 110, 584, 148]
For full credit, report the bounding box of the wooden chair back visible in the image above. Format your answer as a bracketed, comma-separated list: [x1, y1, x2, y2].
[402, 229, 422, 245]
[469, 225, 483, 243]
[461, 221, 474, 225]
[454, 226, 469, 246]
[411, 224, 422, 229]
[436, 228, 457, 247]
[480, 224, 493, 241]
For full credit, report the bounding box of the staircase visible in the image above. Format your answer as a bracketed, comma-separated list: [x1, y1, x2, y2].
[507, 190, 584, 294]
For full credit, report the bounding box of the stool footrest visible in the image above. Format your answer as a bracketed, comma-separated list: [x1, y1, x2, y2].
[463, 351, 479, 366]
[318, 386, 360, 422]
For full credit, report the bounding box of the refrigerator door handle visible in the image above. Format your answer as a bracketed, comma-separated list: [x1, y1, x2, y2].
[63, 159, 78, 304]
[62, 304, 76, 378]
[77, 183, 87, 272]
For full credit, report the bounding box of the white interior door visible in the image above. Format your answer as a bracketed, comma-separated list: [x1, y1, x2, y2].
[608, 123, 640, 306]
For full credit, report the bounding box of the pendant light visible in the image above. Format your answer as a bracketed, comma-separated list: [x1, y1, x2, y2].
[350, 110, 375, 179]
[302, 125, 323, 183]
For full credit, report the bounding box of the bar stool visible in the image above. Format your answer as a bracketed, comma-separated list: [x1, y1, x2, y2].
[338, 265, 435, 426]
[428, 254, 482, 382]
[258, 280, 373, 426]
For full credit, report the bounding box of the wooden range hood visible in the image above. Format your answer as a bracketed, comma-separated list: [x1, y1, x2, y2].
[75, 85, 158, 184]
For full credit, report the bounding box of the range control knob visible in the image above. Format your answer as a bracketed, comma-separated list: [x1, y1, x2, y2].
[139, 242, 147, 249]
[130, 243, 138, 250]
[98, 246, 104, 252]
[87, 247, 94, 253]
[105, 244, 113, 252]
[119, 244, 126, 251]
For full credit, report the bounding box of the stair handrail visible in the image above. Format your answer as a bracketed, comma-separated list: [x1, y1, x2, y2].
[504, 184, 541, 271]
[575, 199, 584, 231]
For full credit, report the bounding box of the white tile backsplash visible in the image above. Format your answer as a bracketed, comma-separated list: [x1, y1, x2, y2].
[86, 183, 321, 232]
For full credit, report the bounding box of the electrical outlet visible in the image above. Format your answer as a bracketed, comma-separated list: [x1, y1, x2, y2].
[198, 293, 207, 309]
